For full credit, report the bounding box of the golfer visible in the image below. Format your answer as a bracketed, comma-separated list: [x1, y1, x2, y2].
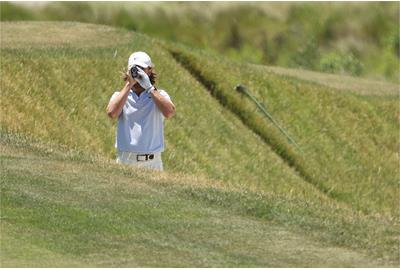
[106, 51, 175, 170]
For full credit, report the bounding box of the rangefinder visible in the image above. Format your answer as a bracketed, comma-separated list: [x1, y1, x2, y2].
[129, 65, 139, 78]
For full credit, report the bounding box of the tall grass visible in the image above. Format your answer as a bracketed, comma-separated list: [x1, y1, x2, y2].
[1, 2, 399, 82]
[167, 43, 399, 217]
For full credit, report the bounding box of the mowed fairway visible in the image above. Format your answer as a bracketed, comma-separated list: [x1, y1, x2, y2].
[1, 22, 399, 266]
[0, 134, 385, 267]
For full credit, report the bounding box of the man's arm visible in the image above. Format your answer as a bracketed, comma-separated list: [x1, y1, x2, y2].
[106, 81, 132, 119]
[133, 67, 175, 119]
[150, 89, 176, 119]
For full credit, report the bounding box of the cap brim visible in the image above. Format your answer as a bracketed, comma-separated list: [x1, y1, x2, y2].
[129, 60, 150, 68]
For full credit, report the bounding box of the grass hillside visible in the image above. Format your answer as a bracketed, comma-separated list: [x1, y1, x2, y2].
[2, 2, 399, 82]
[1, 22, 399, 266]
[168, 44, 399, 218]
[1, 132, 391, 267]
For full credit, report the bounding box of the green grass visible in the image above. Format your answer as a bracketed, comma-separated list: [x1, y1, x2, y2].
[260, 65, 399, 96]
[0, 132, 396, 267]
[1, 2, 399, 82]
[168, 43, 399, 217]
[0, 22, 324, 200]
[1, 21, 399, 266]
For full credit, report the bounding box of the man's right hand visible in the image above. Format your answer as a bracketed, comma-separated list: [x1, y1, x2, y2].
[126, 69, 137, 87]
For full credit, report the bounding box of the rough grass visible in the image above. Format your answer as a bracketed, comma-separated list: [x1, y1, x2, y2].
[0, 21, 134, 49]
[2, 2, 399, 82]
[167, 43, 399, 218]
[260, 65, 399, 96]
[0, 21, 328, 201]
[0, 22, 399, 266]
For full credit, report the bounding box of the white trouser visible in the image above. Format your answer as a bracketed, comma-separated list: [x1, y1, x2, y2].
[116, 151, 163, 171]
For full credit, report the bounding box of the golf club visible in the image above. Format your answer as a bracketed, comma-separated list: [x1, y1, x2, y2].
[235, 84, 302, 152]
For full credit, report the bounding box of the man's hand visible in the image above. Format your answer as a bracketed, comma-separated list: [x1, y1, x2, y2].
[125, 68, 137, 87]
[135, 67, 155, 93]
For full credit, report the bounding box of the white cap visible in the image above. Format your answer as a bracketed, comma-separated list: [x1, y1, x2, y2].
[128, 51, 153, 69]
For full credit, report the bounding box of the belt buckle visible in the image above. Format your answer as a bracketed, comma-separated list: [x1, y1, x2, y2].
[136, 154, 154, 162]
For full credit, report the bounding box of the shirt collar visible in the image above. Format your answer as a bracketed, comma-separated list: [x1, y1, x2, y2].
[130, 90, 149, 100]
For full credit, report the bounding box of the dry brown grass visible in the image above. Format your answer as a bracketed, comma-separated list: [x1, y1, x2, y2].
[0, 22, 134, 49]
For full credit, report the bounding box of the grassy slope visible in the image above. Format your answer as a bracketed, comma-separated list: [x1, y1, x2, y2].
[0, 132, 390, 267]
[168, 43, 399, 217]
[261, 65, 399, 96]
[1, 22, 399, 265]
[3, 2, 399, 83]
[0, 21, 328, 202]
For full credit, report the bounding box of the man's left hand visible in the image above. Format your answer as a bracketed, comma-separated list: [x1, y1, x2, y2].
[135, 67, 155, 93]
